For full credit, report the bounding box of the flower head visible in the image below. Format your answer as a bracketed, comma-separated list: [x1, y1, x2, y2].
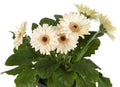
[14, 22, 27, 49]
[98, 14, 116, 40]
[30, 24, 58, 55]
[75, 4, 98, 19]
[57, 32, 78, 54]
[59, 12, 90, 38]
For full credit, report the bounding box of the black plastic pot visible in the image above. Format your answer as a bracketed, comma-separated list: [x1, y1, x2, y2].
[37, 79, 46, 87]
[37, 83, 46, 87]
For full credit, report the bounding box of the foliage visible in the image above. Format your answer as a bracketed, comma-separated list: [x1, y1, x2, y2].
[2, 4, 114, 87]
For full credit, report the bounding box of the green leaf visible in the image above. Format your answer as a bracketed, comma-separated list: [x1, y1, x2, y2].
[23, 36, 30, 45]
[76, 74, 96, 87]
[54, 15, 63, 23]
[71, 32, 95, 58]
[73, 31, 101, 62]
[36, 57, 59, 79]
[71, 59, 99, 83]
[5, 44, 37, 66]
[89, 31, 104, 37]
[47, 77, 54, 87]
[3, 66, 24, 75]
[83, 38, 100, 57]
[32, 23, 38, 31]
[39, 17, 57, 26]
[78, 32, 101, 58]
[98, 73, 112, 87]
[99, 24, 106, 33]
[15, 68, 37, 87]
[9, 31, 15, 39]
[47, 69, 76, 87]
[78, 32, 100, 46]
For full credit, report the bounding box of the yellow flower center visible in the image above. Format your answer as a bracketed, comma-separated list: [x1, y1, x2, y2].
[39, 35, 50, 45]
[69, 22, 80, 32]
[58, 34, 68, 44]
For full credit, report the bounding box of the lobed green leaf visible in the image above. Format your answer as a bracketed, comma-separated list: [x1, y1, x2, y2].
[36, 57, 59, 79]
[54, 14, 63, 23]
[3, 66, 24, 75]
[98, 73, 112, 87]
[83, 38, 100, 57]
[71, 59, 99, 83]
[5, 44, 37, 66]
[47, 68, 76, 87]
[32, 23, 38, 31]
[15, 68, 37, 87]
[39, 17, 57, 26]
[72, 31, 101, 62]
[76, 74, 96, 87]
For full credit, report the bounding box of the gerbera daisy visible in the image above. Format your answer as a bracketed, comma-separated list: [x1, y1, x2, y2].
[14, 22, 27, 49]
[59, 12, 90, 38]
[30, 24, 58, 55]
[98, 14, 116, 40]
[75, 4, 98, 19]
[56, 32, 78, 54]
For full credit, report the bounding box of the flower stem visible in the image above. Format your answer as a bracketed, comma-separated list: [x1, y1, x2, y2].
[74, 31, 101, 62]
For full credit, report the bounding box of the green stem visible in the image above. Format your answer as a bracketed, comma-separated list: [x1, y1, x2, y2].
[74, 31, 101, 62]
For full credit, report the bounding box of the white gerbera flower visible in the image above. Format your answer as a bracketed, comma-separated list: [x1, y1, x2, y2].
[14, 22, 27, 49]
[75, 4, 98, 19]
[30, 24, 58, 55]
[57, 32, 78, 54]
[98, 14, 116, 40]
[59, 12, 90, 38]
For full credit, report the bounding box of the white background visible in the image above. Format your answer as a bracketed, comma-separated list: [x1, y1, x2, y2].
[0, 0, 120, 87]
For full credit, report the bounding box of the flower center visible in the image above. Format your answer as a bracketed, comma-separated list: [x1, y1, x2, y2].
[69, 22, 80, 32]
[18, 32, 22, 38]
[58, 34, 68, 44]
[39, 35, 50, 45]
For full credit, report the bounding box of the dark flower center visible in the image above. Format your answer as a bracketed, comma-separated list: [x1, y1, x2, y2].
[58, 34, 68, 44]
[39, 35, 50, 45]
[69, 22, 80, 32]
[60, 36, 66, 41]
[42, 36, 48, 42]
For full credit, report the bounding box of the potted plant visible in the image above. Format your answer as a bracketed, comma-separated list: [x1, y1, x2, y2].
[2, 4, 115, 87]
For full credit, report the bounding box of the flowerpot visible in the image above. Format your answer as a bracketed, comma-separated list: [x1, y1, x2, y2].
[37, 83, 46, 87]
